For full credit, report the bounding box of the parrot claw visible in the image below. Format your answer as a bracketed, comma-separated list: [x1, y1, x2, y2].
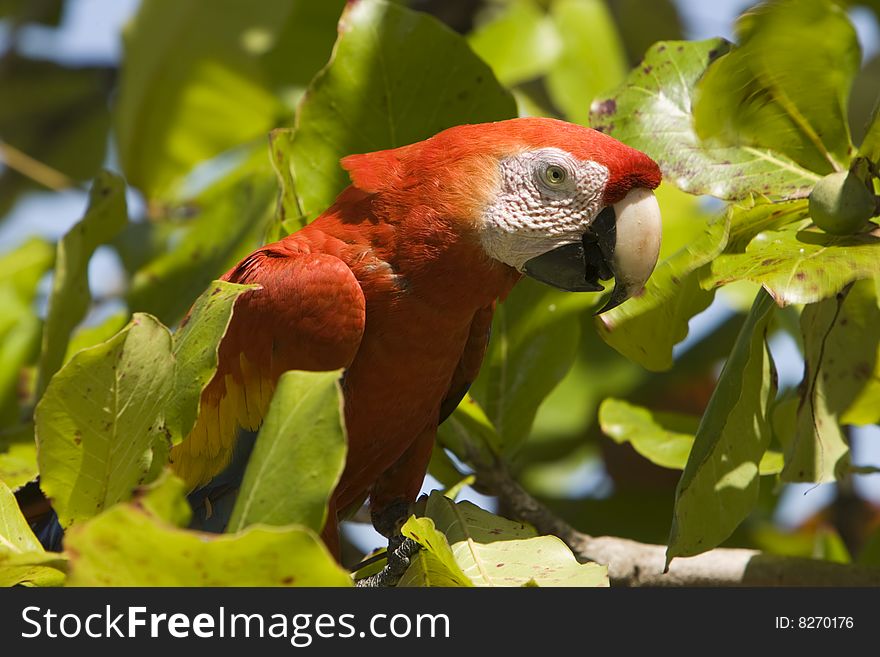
[355, 535, 421, 587]
[371, 499, 413, 538]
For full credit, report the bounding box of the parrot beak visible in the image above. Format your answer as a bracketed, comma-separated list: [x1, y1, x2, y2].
[522, 187, 661, 313]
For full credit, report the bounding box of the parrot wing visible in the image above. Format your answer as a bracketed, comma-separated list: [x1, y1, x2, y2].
[438, 304, 495, 425]
[171, 242, 366, 489]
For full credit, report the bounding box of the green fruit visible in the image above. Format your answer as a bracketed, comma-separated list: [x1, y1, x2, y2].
[808, 171, 876, 236]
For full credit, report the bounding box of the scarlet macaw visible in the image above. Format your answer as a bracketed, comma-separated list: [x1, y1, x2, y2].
[169, 117, 662, 556]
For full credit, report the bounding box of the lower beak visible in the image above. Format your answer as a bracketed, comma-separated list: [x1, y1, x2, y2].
[521, 187, 662, 313]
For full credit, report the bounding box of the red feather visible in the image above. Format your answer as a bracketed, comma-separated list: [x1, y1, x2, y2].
[170, 117, 658, 556]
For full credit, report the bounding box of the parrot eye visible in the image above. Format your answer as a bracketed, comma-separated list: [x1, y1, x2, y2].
[539, 164, 568, 188]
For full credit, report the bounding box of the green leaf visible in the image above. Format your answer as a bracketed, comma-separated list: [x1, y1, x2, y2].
[115, 0, 300, 199]
[781, 291, 854, 482]
[836, 281, 880, 425]
[289, 0, 516, 221]
[136, 471, 193, 528]
[607, 0, 684, 65]
[0, 56, 111, 217]
[0, 547, 67, 588]
[726, 198, 812, 250]
[0, 445, 37, 490]
[859, 99, 880, 163]
[538, 485, 675, 546]
[399, 516, 472, 587]
[0, 423, 38, 489]
[858, 523, 880, 566]
[36, 314, 175, 527]
[113, 219, 178, 276]
[0, 481, 66, 586]
[467, 0, 562, 87]
[442, 474, 476, 501]
[402, 491, 607, 587]
[396, 545, 473, 587]
[65, 497, 351, 587]
[850, 51, 880, 150]
[600, 398, 783, 474]
[704, 225, 880, 306]
[0, 0, 63, 26]
[0, 286, 41, 428]
[126, 148, 275, 325]
[545, 0, 627, 125]
[437, 395, 502, 469]
[0, 480, 45, 554]
[0, 237, 55, 300]
[163, 280, 258, 444]
[468, 278, 583, 455]
[694, 0, 858, 175]
[590, 39, 820, 201]
[654, 183, 725, 258]
[36, 171, 128, 398]
[596, 212, 729, 371]
[600, 399, 697, 470]
[813, 526, 851, 564]
[256, 1, 346, 95]
[228, 370, 346, 533]
[529, 316, 646, 443]
[750, 521, 818, 559]
[426, 445, 467, 491]
[597, 194, 814, 371]
[63, 311, 130, 364]
[667, 290, 777, 562]
[266, 128, 307, 240]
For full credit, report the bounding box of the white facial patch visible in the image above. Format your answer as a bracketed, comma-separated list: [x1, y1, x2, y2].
[479, 147, 610, 270]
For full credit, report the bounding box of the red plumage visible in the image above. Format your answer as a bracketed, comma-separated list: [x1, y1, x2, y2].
[170, 117, 660, 555]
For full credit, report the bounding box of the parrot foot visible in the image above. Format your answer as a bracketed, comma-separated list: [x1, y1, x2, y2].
[370, 499, 412, 538]
[355, 534, 421, 587]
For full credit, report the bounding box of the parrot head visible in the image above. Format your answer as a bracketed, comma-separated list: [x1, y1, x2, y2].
[341, 117, 662, 312]
[471, 117, 662, 312]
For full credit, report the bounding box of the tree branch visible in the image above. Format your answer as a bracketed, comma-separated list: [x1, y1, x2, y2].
[476, 459, 880, 587]
[575, 536, 880, 587]
[0, 140, 72, 191]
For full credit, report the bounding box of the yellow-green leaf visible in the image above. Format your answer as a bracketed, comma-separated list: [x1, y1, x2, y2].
[163, 280, 258, 444]
[289, 0, 516, 221]
[228, 370, 347, 534]
[65, 498, 351, 587]
[126, 149, 275, 325]
[0, 423, 38, 490]
[400, 515, 472, 587]
[694, 0, 858, 175]
[858, 99, 880, 163]
[468, 278, 584, 455]
[591, 39, 819, 201]
[266, 128, 307, 239]
[116, 0, 295, 199]
[0, 286, 41, 429]
[403, 491, 608, 587]
[600, 398, 783, 474]
[467, 0, 561, 87]
[704, 224, 880, 306]
[667, 290, 777, 562]
[781, 290, 855, 482]
[36, 171, 128, 397]
[36, 314, 175, 527]
[0, 237, 54, 300]
[437, 395, 502, 469]
[546, 0, 627, 125]
[0, 481, 66, 586]
[596, 208, 729, 371]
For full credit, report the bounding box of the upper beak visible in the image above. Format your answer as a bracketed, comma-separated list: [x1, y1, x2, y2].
[521, 187, 662, 313]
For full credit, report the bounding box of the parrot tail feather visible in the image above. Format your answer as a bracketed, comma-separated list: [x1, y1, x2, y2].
[170, 354, 275, 490]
